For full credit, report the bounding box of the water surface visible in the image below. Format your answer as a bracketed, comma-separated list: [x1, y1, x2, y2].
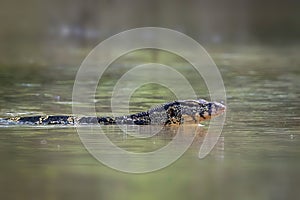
[0, 46, 299, 200]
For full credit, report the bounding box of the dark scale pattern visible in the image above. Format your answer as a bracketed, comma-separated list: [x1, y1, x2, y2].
[164, 102, 183, 125]
[4, 99, 225, 125]
[115, 112, 151, 125]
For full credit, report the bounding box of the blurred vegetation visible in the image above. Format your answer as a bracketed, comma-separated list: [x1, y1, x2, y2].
[0, 0, 299, 66]
[0, 1, 299, 200]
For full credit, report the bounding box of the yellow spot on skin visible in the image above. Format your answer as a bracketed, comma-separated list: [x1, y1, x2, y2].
[11, 117, 20, 122]
[39, 116, 49, 124]
[67, 117, 74, 124]
[39, 117, 43, 124]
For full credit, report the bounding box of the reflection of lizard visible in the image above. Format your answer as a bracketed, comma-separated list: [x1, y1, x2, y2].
[5, 99, 225, 125]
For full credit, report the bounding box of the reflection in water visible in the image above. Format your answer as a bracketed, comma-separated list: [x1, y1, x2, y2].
[103, 124, 224, 160]
[75, 123, 223, 173]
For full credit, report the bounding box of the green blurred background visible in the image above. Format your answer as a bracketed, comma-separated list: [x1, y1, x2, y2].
[0, 0, 299, 66]
[0, 1, 299, 200]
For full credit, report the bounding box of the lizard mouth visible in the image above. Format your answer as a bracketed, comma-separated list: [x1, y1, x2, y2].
[211, 102, 226, 117]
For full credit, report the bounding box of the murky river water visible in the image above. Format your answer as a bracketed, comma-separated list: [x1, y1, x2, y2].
[0, 46, 299, 200]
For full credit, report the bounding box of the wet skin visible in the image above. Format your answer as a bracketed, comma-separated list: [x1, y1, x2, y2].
[5, 99, 226, 125]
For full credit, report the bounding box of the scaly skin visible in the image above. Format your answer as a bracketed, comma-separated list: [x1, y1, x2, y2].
[4, 99, 225, 125]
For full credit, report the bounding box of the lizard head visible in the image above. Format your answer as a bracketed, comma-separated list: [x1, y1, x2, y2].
[180, 99, 226, 123]
[196, 99, 226, 121]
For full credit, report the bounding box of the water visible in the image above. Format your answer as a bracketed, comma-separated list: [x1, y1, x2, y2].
[0, 46, 299, 200]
